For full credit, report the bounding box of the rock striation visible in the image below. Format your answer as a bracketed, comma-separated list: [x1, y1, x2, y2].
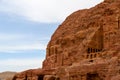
[13, 0, 120, 80]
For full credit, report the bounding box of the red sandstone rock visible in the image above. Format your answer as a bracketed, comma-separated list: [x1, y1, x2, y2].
[13, 0, 120, 80]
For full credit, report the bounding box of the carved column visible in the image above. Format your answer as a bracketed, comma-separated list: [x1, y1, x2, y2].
[118, 16, 120, 29]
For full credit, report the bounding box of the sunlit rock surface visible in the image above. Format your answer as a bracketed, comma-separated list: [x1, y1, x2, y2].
[13, 0, 120, 80]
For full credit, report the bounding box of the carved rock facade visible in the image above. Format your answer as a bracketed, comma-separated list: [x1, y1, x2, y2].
[13, 0, 120, 80]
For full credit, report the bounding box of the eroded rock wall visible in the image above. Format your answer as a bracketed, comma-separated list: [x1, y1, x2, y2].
[13, 0, 120, 80]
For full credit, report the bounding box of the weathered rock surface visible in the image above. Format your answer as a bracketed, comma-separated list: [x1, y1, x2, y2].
[0, 71, 16, 80]
[13, 0, 120, 80]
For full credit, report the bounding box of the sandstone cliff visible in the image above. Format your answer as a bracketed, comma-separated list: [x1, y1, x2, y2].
[13, 0, 120, 80]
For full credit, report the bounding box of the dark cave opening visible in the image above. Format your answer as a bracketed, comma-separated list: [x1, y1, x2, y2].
[87, 73, 102, 80]
[38, 75, 44, 80]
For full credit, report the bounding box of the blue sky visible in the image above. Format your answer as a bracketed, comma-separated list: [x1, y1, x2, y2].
[0, 12, 59, 72]
[0, 0, 103, 72]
